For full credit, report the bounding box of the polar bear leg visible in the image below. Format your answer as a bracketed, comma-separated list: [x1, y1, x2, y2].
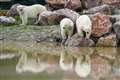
[20, 14, 27, 25]
[61, 30, 67, 44]
[68, 28, 73, 40]
[77, 28, 84, 37]
[34, 15, 41, 24]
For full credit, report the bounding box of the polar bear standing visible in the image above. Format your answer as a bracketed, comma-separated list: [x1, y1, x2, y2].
[76, 15, 92, 39]
[17, 4, 47, 25]
[60, 18, 74, 44]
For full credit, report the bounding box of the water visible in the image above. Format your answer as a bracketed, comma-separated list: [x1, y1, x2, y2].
[0, 41, 120, 80]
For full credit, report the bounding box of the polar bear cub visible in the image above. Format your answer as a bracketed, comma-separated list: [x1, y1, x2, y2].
[76, 15, 92, 39]
[17, 4, 47, 25]
[60, 18, 74, 44]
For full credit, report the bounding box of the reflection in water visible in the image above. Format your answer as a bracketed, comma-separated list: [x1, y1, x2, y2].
[16, 51, 47, 73]
[7, 42, 119, 79]
[0, 54, 16, 59]
[75, 54, 91, 78]
[59, 47, 73, 71]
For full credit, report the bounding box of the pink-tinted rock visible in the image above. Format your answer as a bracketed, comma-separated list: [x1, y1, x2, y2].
[46, 0, 82, 11]
[96, 34, 117, 47]
[91, 55, 111, 80]
[83, 4, 111, 15]
[37, 9, 80, 25]
[66, 0, 82, 11]
[37, 11, 65, 25]
[65, 33, 95, 47]
[91, 13, 112, 37]
[54, 8, 80, 23]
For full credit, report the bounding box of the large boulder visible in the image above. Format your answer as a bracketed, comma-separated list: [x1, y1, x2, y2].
[0, 16, 16, 25]
[54, 8, 80, 23]
[91, 13, 112, 37]
[83, 4, 111, 15]
[37, 11, 65, 25]
[7, 4, 21, 17]
[96, 34, 117, 47]
[65, 33, 95, 47]
[37, 8, 80, 25]
[46, 0, 82, 11]
[81, 0, 102, 9]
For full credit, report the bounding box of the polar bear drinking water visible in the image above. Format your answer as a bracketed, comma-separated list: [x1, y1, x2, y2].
[16, 4, 47, 25]
[60, 18, 74, 44]
[76, 15, 92, 39]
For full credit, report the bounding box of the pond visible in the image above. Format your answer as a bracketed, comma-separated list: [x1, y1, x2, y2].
[0, 41, 120, 80]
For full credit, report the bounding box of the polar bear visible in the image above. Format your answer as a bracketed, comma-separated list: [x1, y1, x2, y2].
[60, 18, 74, 44]
[16, 4, 47, 25]
[76, 15, 92, 39]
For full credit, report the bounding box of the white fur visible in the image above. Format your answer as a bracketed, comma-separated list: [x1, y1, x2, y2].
[76, 15, 92, 39]
[59, 52, 73, 71]
[16, 52, 47, 73]
[17, 4, 47, 25]
[60, 18, 74, 43]
[75, 55, 91, 77]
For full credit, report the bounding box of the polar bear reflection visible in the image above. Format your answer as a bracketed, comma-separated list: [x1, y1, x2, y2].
[59, 48, 73, 71]
[75, 55, 91, 77]
[16, 52, 47, 73]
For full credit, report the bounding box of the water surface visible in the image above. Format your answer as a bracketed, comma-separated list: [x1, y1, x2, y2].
[0, 41, 120, 80]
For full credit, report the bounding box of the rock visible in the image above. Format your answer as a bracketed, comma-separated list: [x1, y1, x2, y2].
[112, 9, 120, 15]
[96, 34, 117, 47]
[66, 0, 82, 11]
[37, 11, 65, 25]
[0, 16, 16, 25]
[110, 15, 120, 22]
[46, 0, 82, 11]
[102, 0, 120, 9]
[113, 21, 120, 39]
[91, 55, 111, 80]
[95, 47, 117, 60]
[54, 8, 80, 23]
[65, 33, 95, 47]
[91, 13, 112, 37]
[7, 4, 21, 17]
[83, 4, 111, 15]
[81, 0, 102, 9]
[37, 9, 80, 25]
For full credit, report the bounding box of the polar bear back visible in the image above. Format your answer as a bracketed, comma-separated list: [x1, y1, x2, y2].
[60, 18, 74, 29]
[23, 4, 47, 18]
[76, 15, 92, 29]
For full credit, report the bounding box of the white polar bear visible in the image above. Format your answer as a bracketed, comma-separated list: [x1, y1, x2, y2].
[60, 18, 74, 44]
[76, 15, 92, 39]
[17, 4, 47, 25]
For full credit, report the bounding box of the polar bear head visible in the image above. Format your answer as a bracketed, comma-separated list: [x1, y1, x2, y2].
[82, 27, 91, 39]
[16, 5, 26, 15]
